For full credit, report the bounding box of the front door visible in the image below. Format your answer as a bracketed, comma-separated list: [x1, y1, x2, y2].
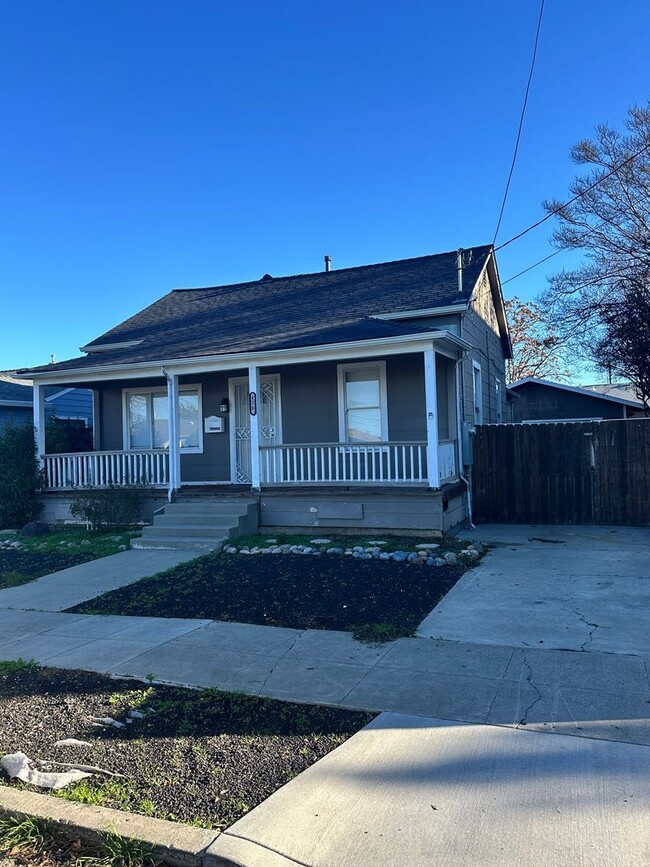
[230, 375, 281, 483]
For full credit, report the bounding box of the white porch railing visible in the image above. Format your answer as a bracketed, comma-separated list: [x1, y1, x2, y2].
[43, 450, 169, 490]
[260, 441, 436, 485]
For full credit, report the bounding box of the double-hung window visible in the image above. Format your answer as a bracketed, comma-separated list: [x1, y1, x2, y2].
[123, 386, 202, 453]
[337, 362, 388, 443]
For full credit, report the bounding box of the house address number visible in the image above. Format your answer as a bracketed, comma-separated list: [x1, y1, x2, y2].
[249, 391, 257, 416]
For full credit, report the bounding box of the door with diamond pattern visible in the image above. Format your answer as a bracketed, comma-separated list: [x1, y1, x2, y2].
[230, 375, 281, 484]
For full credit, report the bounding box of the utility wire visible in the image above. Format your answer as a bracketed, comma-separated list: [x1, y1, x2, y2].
[501, 248, 564, 286]
[494, 141, 650, 252]
[492, 0, 545, 245]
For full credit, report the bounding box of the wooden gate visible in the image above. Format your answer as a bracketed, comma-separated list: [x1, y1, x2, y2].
[472, 419, 650, 526]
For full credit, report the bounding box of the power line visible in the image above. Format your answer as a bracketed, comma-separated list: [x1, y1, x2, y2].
[501, 248, 564, 286]
[492, 0, 545, 246]
[494, 140, 650, 252]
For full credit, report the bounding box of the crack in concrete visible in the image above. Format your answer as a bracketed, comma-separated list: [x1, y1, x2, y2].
[573, 607, 600, 651]
[517, 651, 543, 726]
[257, 630, 305, 695]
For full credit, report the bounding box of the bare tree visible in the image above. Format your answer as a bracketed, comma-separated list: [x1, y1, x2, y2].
[540, 101, 650, 367]
[505, 297, 572, 383]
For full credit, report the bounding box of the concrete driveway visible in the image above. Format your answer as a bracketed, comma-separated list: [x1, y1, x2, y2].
[209, 525, 650, 866]
[419, 524, 650, 656]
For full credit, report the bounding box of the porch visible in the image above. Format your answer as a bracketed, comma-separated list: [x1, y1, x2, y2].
[35, 341, 467, 532]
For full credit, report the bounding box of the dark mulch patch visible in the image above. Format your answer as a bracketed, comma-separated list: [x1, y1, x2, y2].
[0, 665, 373, 830]
[67, 553, 465, 637]
[0, 551, 97, 590]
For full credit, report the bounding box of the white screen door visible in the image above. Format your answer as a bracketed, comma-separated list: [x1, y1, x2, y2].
[230, 375, 281, 483]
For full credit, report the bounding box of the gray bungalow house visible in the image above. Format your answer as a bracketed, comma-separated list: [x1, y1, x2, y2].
[21, 245, 511, 537]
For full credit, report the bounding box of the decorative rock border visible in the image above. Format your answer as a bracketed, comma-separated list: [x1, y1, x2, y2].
[224, 539, 484, 567]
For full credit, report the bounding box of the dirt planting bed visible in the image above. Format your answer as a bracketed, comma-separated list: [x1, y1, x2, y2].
[0, 662, 373, 830]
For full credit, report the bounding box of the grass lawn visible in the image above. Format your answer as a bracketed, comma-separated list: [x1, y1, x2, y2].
[0, 660, 373, 831]
[0, 529, 138, 590]
[67, 534, 477, 641]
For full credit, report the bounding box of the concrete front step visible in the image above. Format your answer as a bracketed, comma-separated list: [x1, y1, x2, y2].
[141, 524, 234, 539]
[132, 536, 225, 552]
[131, 498, 258, 551]
[164, 501, 257, 516]
[153, 513, 241, 528]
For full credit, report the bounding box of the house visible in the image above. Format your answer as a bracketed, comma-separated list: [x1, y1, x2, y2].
[19, 245, 512, 536]
[507, 377, 647, 423]
[0, 372, 93, 435]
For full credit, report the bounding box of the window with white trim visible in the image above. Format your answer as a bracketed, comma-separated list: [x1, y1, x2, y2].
[123, 386, 203, 453]
[337, 362, 388, 443]
[472, 361, 483, 425]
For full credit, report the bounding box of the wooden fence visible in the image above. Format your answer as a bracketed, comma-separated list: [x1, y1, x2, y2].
[472, 419, 650, 526]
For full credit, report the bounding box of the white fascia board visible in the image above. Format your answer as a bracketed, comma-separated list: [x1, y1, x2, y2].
[27, 330, 472, 386]
[509, 377, 644, 409]
[79, 339, 144, 353]
[372, 304, 468, 320]
[0, 400, 33, 407]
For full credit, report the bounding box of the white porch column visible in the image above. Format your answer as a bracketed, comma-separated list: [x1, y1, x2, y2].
[423, 349, 440, 489]
[166, 372, 181, 499]
[248, 364, 261, 490]
[33, 382, 46, 469]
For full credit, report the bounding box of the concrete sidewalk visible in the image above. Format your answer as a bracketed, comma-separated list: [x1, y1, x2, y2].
[0, 548, 196, 612]
[210, 713, 650, 867]
[1, 525, 649, 865]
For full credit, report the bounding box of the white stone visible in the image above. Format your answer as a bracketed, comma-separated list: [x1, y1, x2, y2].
[310, 538, 333, 545]
[366, 540, 388, 545]
[415, 543, 440, 550]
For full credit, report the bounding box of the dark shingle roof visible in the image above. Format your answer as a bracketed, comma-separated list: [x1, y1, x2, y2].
[23, 246, 492, 374]
[0, 374, 32, 402]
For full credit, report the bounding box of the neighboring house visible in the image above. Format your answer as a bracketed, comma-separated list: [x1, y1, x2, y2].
[20, 245, 512, 533]
[0, 372, 93, 433]
[507, 378, 647, 422]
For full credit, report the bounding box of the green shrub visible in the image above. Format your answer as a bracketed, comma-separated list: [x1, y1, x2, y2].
[69, 483, 144, 531]
[0, 420, 42, 529]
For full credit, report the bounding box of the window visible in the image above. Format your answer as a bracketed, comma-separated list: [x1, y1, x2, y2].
[495, 377, 503, 423]
[472, 361, 483, 425]
[337, 362, 388, 443]
[123, 386, 202, 452]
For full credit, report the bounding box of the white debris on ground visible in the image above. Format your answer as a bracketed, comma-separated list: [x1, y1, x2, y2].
[87, 715, 126, 728]
[223, 540, 485, 567]
[0, 752, 91, 790]
[54, 738, 92, 747]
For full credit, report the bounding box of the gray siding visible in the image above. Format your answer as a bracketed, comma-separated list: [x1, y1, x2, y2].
[180, 372, 232, 482]
[273, 361, 339, 443]
[386, 354, 426, 441]
[511, 382, 626, 422]
[260, 492, 444, 534]
[459, 305, 507, 428]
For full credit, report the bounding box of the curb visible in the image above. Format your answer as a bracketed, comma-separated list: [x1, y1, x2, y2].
[0, 786, 221, 867]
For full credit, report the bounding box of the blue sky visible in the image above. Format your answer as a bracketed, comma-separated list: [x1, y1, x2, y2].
[1, 0, 649, 371]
